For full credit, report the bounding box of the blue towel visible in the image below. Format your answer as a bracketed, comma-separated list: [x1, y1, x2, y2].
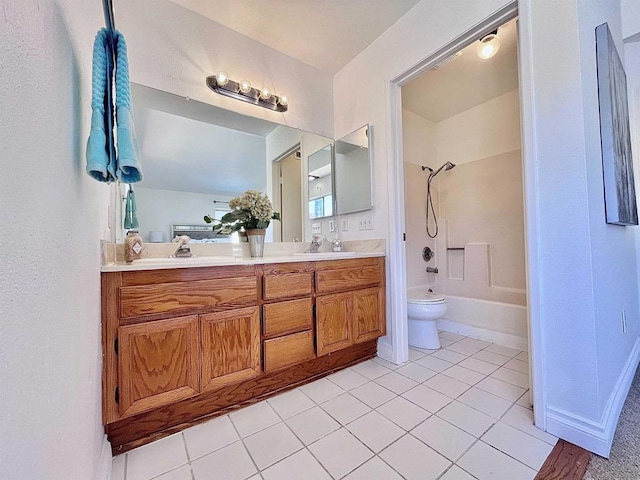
[114, 31, 143, 183]
[86, 28, 116, 182]
[124, 186, 139, 229]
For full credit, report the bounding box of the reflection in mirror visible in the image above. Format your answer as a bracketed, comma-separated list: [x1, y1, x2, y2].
[335, 125, 373, 215]
[308, 144, 333, 219]
[118, 84, 331, 243]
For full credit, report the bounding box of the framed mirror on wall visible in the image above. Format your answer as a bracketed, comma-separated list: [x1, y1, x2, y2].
[115, 83, 332, 244]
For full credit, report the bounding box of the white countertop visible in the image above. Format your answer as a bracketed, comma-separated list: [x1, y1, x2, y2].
[101, 251, 385, 272]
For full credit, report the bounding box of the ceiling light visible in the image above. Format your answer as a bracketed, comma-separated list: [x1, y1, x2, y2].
[477, 30, 501, 59]
[206, 72, 288, 112]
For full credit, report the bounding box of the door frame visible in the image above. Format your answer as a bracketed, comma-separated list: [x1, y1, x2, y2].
[385, 1, 545, 429]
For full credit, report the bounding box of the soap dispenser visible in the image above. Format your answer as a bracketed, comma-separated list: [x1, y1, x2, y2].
[125, 230, 143, 262]
[332, 234, 343, 253]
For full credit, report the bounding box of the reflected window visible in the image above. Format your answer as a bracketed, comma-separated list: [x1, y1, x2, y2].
[309, 195, 333, 219]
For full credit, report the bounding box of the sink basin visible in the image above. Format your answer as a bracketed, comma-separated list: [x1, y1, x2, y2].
[132, 256, 234, 265]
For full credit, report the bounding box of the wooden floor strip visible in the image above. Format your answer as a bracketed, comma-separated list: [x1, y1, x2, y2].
[534, 439, 591, 480]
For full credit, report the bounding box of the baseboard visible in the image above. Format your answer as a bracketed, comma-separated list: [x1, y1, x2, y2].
[376, 337, 395, 363]
[437, 319, 528, 351]
[96, 434, 112, 480]
[546, 335, 640, 457]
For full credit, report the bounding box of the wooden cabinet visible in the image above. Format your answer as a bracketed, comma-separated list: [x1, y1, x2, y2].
[315, 257, 386, 357]
[102, 256, 385, 453]
[201, 307, 261, 392]
[118, 315, 199, 418]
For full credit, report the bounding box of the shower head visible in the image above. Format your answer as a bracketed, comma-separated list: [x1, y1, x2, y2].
[429, 161, 456, 179]
[421, 165, 434, 173]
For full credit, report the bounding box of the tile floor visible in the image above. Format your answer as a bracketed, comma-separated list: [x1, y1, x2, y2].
[110, 332, 557, 480]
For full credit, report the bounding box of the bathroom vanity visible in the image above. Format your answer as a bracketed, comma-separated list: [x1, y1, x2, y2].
[101, 254, 385, 453]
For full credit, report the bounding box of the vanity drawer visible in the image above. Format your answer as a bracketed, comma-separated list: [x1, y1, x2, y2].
[263, 298, 313, 337]
[263, 330, 315, 373]
[119, 277, 257, 318]
[315, 265, 382, 294]
[263, 272, 313, 300]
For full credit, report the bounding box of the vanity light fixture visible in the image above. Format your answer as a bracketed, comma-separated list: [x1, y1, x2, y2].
[477, 30, 501, 59]
[206, 71, 288, 112]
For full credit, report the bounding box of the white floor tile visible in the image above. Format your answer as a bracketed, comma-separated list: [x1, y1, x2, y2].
[501, 404, 557, 445]
[342, 456, 404, 480]
[516, 390, 533, 409]
[458, 357, 500, 376]
[491, 367, 529, 389]
[308, 428, 373, 479]
[408, 347, 427, 361]
[411, 415, 476, 461]
[504, 358, 529, 374]
[267, 389, 315, 419]
[229, 402, 281, 439]
[183, 415, 239, 460]
[440, 332, 466, 342]
[320, 392, 371, 425]
[484, 344, 522, 358]
[402, 385, 452, 413]
[371, 356, 403, 370]
[458, 441, 536, 480]
[191, 441, 257, 480]
[374, 371, 418, 394]
[458, 338, 492, 350]
[380, 434, 451, 480]
[286, 406, 340, 445]
[440, 338, 455, 347]
[395, 363, 438, 382]
[350, 381, 396, 408]
[515, 351, 529, 363]
[154, 465, 193, 480]
[482, 422, 554, 470]
[439, 465, 477, 480]
[475, 376, 526, 402]
[415, 355, 454, 373]
[346, 411, 405, 453]
[432, 349, 469, 364]
[261, 449, 331, 480]
[300, 378, 344, 404]
[328, 368, 369, 390]
[457, 387, 513, 419]
[351, 359, 392, 380]
[247, 476, 263, 480]
[126, 433, 188, 480]
[437, 401, 495, 437]
[442, 365, 487, 386]
[376, 396, 431, 430]
[244, 423, 303, 469]
[471, 350, 510, 366]
[111, 454, 125, 480]
[446, 342, 484, 356]
[424, 374, 471, 398]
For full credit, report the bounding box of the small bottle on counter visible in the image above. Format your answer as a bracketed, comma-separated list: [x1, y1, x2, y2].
[332, 235, 343, 252]
[125, 230, 143, 263]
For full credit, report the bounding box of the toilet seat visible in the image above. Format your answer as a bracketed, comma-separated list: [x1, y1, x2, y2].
[408, 292, 445, 305]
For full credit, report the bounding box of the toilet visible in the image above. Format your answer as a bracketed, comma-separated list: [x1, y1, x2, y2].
[407, 288, 447, 349]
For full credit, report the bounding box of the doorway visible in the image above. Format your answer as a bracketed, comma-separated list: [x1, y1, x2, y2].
[272, 148, 303, 242]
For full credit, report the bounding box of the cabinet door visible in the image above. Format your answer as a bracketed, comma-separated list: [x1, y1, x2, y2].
[200, 307, 261, 392]
[118, 315, 199, 418]
[352, 287, 386, 344]
[316, 292, 352, 356]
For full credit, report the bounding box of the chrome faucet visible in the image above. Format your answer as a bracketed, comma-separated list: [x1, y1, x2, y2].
[426, 266, 439, 274]
[308, 235, 323, 253]
[170, 235, 193, 258]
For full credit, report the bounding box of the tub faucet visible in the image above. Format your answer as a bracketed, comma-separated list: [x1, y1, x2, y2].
[426, 266, 439, 274]
[170, 235, 193, 258]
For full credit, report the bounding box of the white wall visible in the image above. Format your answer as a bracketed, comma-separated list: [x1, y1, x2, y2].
[402, 109, 437, 167]
[0, 1, 108, 479]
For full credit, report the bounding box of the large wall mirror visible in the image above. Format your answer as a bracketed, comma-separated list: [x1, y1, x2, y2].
[117, 83, 332, 243]
[335, 125, 373, 215]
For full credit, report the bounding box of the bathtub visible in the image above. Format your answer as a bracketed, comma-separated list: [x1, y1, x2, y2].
[408, 285, 528, 351]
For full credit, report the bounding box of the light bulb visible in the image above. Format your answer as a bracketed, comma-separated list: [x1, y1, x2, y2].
[239, 80, 252, 94]
[278, 95, 288, 106]
[215, 71, 229, 86]
[477, 33, 501, 59]
[260, 87, 272, 100]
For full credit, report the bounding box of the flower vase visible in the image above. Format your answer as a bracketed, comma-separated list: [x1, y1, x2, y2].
[246, 229, 266, 257]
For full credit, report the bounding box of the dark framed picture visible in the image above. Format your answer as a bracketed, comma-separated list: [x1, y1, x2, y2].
[596, 22, 638, 226]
